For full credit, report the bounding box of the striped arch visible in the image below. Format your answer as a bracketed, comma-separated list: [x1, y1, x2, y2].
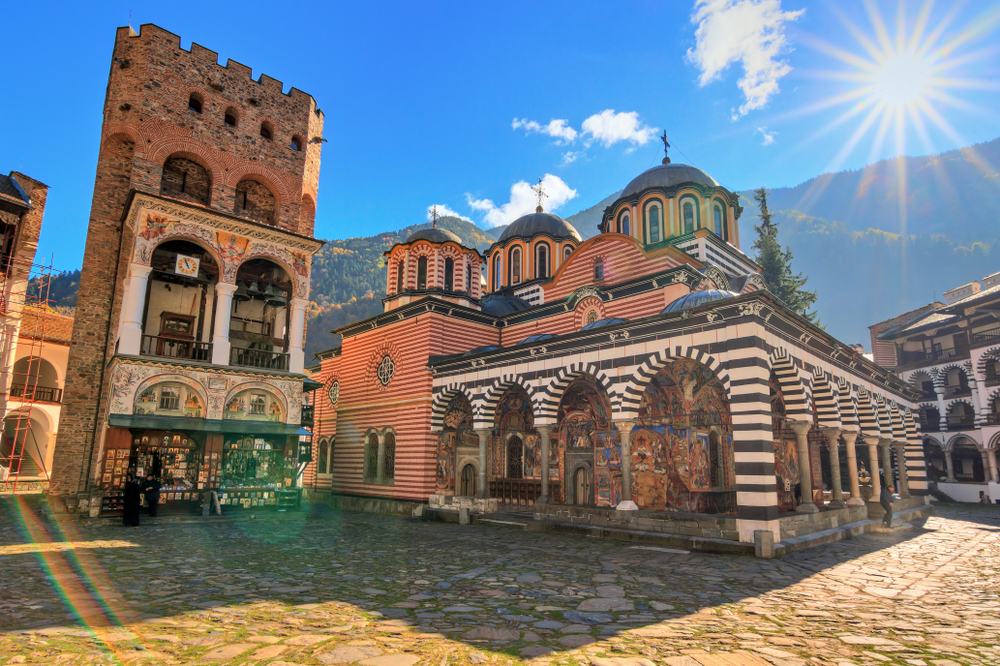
[945, 397, 975, 413]
[477, 374, 537, 428]
[938, 362, 975, 384]
[770, 348, 809, 419]
[837, 378, 860, 432]
[430, 383, 477, 432]
[855, 387, 881, 438]
[537, 363, 619, 424]
[618, 346, 730, 420]
[872, 394, 893, 437]
[985, 385, 1000, 404]
[810, 369, 840, 428]
[887, 401, 906, 440]
[976, 345, 1000, 374]
[944, 433, 980, 452]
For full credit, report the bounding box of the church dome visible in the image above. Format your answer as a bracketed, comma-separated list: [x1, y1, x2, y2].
[498, 212, 582, 243]
[405, 226, 464, 245]
[662, 289, 739, 314]
[481, 293, 531, 316]
[621, 163, 719, 198]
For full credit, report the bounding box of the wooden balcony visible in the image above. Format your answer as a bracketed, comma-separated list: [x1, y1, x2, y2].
[141, 335, 212, 362]
[9, 384, 62, 403]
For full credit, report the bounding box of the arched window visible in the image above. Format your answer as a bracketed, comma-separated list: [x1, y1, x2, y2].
[188, 93, 203, 113]
[290, 135, 303, 151]
[714, 203, 726, 240]
[317, 438, 329, 474]
[510, 248, 522, 284]
[395, 261, 404, 294]
[493, 253, 501, 290]
[466, 265, 473, 295]
[417, 256, 428, 290]
[234, 179, 277, 225]
[594, 257, 604, 281]
[160, 156, 211, 206]
[383, 432, 396, 481]
[586, 309, 599, 325]
[224, 107, 239, 127]
[618, 212, 630, 236]
[365, 432, 379, 481]
[536, 243, 549, 279]
[564, 245, 573, 262]
[683, 202, 695, 234]
[444, 257, 454, 291]
[648, 205, 661, 243]
[260, 122, 273, 140]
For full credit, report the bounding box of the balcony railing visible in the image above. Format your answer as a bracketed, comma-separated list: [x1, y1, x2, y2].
[983, 413, 1000, 426]
[9, 384, 62, 403]
[897, 347, 967, 369]
[230, 347, 289, 371]
[141, 335, 212, 362]
[971, 327, 1000, 347]
[946, 416, 976, 431]
[942, 384, 972, 399]
[986, 372, 1000, 387]
[919, 390, 938, 401]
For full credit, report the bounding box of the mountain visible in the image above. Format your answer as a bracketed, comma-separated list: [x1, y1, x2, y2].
[564, 190, 622, 240]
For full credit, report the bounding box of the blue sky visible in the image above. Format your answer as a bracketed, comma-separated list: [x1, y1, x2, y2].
[3, 0, 999, 270]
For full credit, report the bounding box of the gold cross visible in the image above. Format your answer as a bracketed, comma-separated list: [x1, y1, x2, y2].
[660, 131, 671, 164]
[532, 178, 548, 213]
[430, 205, 439, 227]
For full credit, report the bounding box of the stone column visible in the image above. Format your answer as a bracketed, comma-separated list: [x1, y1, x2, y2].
[615, 420, 638, 510]
[945, 449, 956, 481]
[789, 420, 818, 512]
[864, 436, 882, 499]
[821, 428, 845, 507]
[288, 297, 309, 373]
[981, 449, 992, 483]
[895, 442, 910, 497]
[880, 439, 894, 490]
[988, 448, 999, 483]
[475, 428, 491, 499]
[536, 425, 553, 505]
[118, 264, 153, 355]
[841, 431, 865, 506]
[211, 283, 238, 365]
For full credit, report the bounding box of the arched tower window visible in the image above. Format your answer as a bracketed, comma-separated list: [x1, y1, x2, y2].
[493, 253, 501, 290]
[417, 256, 428, 290]
[383, 432, 396, 481]
[260, 121, 274, 140]
[714, 203, 727, 240]
[234, 179, 277, 225]
[466, 264, 473, 295]
[536, 243, 549, 279]
[188, 93, 203, 113]
[395, 261, 404, 294]
[594, 257, 604, 281]
[683, 202, 695, 234]
[618, 211, 630, 236]
[160, 156, 211, 206]
[510, 248, 522, 284]
[444, 257, 454, 291]
[290, 135, 303, 151]
[648, 205, 661, 243]
[365, 432, 379, 481]
[224, 107, 239, 127]
[563, 245, 573, 262]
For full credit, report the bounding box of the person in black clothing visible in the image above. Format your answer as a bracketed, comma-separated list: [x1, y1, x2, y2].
[142, 474, 161, 517]
[122, 476, 141, 527]
[880, 484, 895, 527]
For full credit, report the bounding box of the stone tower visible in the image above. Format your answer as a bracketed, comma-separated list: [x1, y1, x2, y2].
[51, 24, 324, 507]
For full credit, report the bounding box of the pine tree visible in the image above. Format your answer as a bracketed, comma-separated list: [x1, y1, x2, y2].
[752, 188, 820, 324]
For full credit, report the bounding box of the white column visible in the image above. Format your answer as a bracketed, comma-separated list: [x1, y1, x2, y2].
[288, 297, 308, 374]
[536, 425, 553, 505]
[118, 264, 153, 355]
[945, 449, 956, 481]
[211, 283, 237, 365]
[789, 420, 818, 512]
[822, 427, 846, 507]
[865, 436, 882, 498]
[475, 428, 490, 499]
[842, 431, 865, 506]
[895, 442, 910, 497]
[615, 420, 637, 510]
[988, 448, 999, 483]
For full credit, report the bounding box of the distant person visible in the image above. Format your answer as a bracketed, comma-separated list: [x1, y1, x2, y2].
[880, 484, 895, 527]
[141, 474, 161, 518]
[122, 476, 141, 527]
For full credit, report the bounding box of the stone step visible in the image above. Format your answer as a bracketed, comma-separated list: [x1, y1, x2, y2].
[871, 522, 914, 533]
[775, 519, 876, 557]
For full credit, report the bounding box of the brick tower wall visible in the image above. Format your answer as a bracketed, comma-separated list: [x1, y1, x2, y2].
[51, 24, 324, 498]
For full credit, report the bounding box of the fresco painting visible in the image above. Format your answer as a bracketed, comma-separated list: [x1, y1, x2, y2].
[436, 393, 474, 493]
[488, 387, 534, 480]
[770, 373, 801, 510]
[557, 376, 616, 506]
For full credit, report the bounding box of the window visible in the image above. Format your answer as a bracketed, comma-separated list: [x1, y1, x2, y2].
[618, 212, 630, 236]
[493, 253, 501, 290]
[511, 248, 522, 284]
[594, 257, 604, 281]
[188, 93, 203, 113]
[328, 380, 340, 405]
[444, 258, 454, 291]
[466, 265, 473, 295]
[158, 387, 180, 411]
[564, 245, 573, 262]
[417, 256, 428, 290]
[649, 205, 660, 243]
[161, 156, 211, 205]
[365, 433, 379, 481]
[383, 432, 395, 481]
[249, 394, 267, 415]
[290, 135, 303, 151]
[234, 179, 277, 225]
[260, 122, 273, 140]
[377, 355, 395, 387]
[586, 309, 599, 325]
[714, 204, 726, 239]
[317, 439, 329, 474]
[683, 202, 694, 234]
[536, 243, 549, 279]
[224, 107, 239, 127]
[396, 261, 404, 294]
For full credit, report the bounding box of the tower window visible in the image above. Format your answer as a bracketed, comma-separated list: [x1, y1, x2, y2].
[714, 204, 727, 240]
[683, 202, 694, 234]
[493, 253, 501, 290]
[290, 135, 303, 151]
[511, 248, 522, 284]
[536, 243, 548, 279]
[224, 107, 239, 127]
[466, 265, 473, 295]
[445, 258, 454, 291]
[417, 256, 428, 290]
[260, 122, 274, 140]
[396, 261, 404, 294]
[618, 212, 630, 236]
[188, 93, 203, 113]
[649, 205, 660, 243]
[594, 257, 604, 281]
[563, 245, 573, 262]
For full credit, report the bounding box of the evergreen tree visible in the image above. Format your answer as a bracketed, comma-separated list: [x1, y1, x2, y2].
[752, 188, 820, 324]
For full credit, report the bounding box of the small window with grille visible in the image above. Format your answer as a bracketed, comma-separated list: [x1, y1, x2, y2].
[249, 394, 267, 415]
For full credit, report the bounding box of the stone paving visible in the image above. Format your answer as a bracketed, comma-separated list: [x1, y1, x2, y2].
[1, 499, 999, 666]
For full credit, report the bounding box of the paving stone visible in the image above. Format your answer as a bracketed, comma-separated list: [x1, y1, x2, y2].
[559, 634, 597, 648]
[201, 643, 255, 660]
[359, 656, 422, 666]
[284, 634, 330, 645]
[317, 646, 384, 664]
[462, 627, 520, 641]
[250, 644, 288, 659]
[578, 597, 634, 612]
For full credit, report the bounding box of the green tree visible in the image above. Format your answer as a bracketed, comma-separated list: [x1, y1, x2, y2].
[752, 188, 820, 324]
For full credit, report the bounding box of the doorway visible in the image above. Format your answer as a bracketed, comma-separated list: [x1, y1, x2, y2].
[507, 436, 523, 479]
[459, 464, 477, 496]
[573, 466, 592, 506]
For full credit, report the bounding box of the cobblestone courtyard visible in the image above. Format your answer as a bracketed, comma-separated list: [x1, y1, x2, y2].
[1, 500, 998, 666]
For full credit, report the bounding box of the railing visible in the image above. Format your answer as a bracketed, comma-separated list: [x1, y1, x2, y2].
[300, 405, 314, 427]
[230, 347, 289, 371]
[9, 384, 62, 403]
[489, 479, 560, 507]
[942, 384, 972, 398]
[919, 390, 938, 401]
[983, 413, 1000, 426]
[971, 327, 1000, 346]
[986, 372, 1000, 387]
[141, 335, 212, 362]
[946, 417, 976, 431]
[897, 347, 967, 369]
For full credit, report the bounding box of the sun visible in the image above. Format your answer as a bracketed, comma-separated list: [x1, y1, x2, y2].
[870, 53, 933, 109]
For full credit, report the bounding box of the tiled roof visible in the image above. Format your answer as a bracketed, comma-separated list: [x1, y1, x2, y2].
[18, 305, 75, 344]
[941, 282, 1000, 310]
[0, 174, 30, 208]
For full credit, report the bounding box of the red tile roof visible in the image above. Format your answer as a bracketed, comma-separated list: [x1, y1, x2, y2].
[18, 305, 74, 345]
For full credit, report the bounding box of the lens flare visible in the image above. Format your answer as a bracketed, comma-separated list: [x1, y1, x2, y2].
[871, 53, 933, 109]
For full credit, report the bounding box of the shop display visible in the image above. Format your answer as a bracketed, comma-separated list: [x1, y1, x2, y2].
[220, 436, 295, 489]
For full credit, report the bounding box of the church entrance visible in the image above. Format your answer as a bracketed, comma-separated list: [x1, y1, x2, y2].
[459, 464, 477, 496]
[573, 466, 592, 506]
[506, 436, 523, 479]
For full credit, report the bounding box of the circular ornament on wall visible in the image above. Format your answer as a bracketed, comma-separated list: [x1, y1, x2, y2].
[377, 355, 395, 387]
[328, 380, 340, 405]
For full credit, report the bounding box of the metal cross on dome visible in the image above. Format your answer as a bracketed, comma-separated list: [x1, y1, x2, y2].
[532, 178, 548, 213]
[660, 131, 671, 164]
[430, 205, 439, 228]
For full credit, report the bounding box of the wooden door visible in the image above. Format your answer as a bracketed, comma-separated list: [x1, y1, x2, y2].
[460, 464, 476, 496]
[574, 467, 591, 506]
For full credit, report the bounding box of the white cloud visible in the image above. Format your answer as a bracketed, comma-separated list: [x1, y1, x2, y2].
[427, 204, 473, 223]
[580, 110, 657, 147]
[687, 0, 804, 118]
[756, 126, 777, 145]
[512, 117, 578, 143]
[561, 151, 583, 165]
[465, 174, 578, 228]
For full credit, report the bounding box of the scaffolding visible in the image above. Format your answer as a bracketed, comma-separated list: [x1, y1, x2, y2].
[0, 258, 56, 492]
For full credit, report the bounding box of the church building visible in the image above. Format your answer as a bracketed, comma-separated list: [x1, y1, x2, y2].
[309, 147, 930, 548]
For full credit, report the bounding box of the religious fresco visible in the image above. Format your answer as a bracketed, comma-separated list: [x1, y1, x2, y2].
[557, 376, 617, 506]
[638, 359, 732, 429]
[436, 394, 475, 493]
[522, 432, 541, 478]
[770, 373, 800, 510]
[489, 387, 535, 480]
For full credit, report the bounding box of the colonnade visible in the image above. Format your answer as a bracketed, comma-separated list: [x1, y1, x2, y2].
[939, 445, 1000, 483]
